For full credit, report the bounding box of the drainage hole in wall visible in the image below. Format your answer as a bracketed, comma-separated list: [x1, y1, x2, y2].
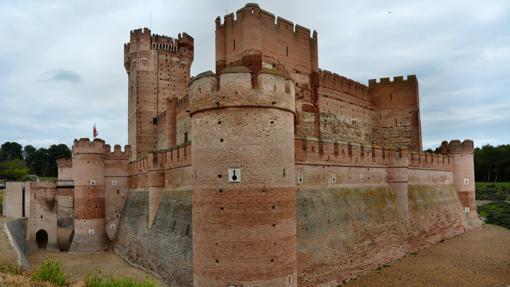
[218, 120, 222, 124]
[274, 242, 277, 246]
[272, 205, 276, 209]
[40, 215, 43, 219]
[218, 174, 222, 178]
[272, 224, 276, 227]
[271, 259, 274, 262]
[219, 189, 223, 193]
[215, 260, 219, 263]
[220, 138, 224, 142]
[270, 121, 274, 124]
[220, 207, 224, 210]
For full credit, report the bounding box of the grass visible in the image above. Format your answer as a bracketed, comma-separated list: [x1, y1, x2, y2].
[475, 182, 510, 201]
[478, 201, 510, 229]
[85, 271, 157, 287]
[31, 259, 68, 286]
[0, 189, 3, 215]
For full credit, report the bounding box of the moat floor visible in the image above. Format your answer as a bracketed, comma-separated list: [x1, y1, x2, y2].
[344, 224, 510, 287]
[28, 251, 166, 286]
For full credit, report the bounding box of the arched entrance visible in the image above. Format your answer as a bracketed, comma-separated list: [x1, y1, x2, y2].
[35, 229, 48, 249]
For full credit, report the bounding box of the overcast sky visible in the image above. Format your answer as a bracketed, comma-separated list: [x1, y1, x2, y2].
[1, 0, 509, 149]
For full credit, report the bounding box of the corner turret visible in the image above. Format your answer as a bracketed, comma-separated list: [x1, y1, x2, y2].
[69, 138, 108, 253]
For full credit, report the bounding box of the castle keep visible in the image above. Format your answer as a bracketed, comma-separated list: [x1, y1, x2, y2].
[3, 3, 480, 287]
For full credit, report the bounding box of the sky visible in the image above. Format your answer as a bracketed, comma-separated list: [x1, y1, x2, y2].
[0, 0, 509, 150]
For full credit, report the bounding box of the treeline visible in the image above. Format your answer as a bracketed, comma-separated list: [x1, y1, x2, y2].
[474, 144, 510, 182]
[0, 141, 71, 181]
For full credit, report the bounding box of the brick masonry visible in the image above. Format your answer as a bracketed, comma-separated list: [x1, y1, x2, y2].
[2, 3, 481, 287]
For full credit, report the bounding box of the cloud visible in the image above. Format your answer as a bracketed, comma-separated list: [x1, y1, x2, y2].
[0, 0, 509, 150]
[42, 69, 82, 83]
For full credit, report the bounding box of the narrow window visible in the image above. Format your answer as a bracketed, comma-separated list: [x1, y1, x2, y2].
[184, 132, 188, 143]
[233, 39, 236, 51]
[286, 46, 289, 56]
[395, 119, 398, 127]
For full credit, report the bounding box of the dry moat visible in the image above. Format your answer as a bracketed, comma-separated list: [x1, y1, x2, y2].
[2, 213, 509, 286]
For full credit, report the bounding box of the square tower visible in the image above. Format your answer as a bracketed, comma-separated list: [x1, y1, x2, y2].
[124, 28, 194, 160]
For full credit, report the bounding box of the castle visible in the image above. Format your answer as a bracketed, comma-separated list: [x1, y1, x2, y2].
[3, 3, 480, 287]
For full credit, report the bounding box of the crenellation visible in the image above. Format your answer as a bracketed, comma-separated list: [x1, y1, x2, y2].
[446, 139, 474, 154]
[368, 75, 418, 86]
[319, 69, 369, 98]
[295, 137, 454, 171]
[217, 3, 313, 40]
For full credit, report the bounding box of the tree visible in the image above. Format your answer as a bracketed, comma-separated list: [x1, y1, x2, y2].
[474, 144, 510, 182]
[0, 159, 29, 181]
[0, 142, 23, 161]
[23, 145, 36, 173]
[31, 148, 50, 177]
[47, 144, 71, 177]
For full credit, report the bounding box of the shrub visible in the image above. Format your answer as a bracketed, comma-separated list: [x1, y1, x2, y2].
[479, 201, 510, 229]
[32, 259, 68, 286]
[85, 270, 157, 287]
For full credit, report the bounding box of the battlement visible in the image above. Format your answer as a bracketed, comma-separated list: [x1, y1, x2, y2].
[295, 138, 453, 171]
[216, 3, 314, 39]
[124, 28, 194, 71]
[72, 138, 106, 155]
[129, 27, 151, 42]
[215, 3, 318, 74]
[443, 139, 474, 154]
[105, 144, 132, 160]
[368, 75, 417, 86]
[319, 69, 369, 98]
[128, 143, 191, 176]
[125, 28, 193, 52]
[189, 68, 295, 116]
[296, 138, 393, 166]
[409, 151, 453, 170]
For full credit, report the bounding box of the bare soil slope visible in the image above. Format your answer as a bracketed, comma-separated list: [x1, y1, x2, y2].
[0, 217, 20, 268]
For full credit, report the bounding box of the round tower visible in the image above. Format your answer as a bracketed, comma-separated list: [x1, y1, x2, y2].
[69, 138, 108, 253]
[190, 68, 297, 287]
[444, 140, 479, 220]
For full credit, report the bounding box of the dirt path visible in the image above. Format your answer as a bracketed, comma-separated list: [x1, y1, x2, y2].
[28, 251, 167, 286]
[344, 224, 510, 287]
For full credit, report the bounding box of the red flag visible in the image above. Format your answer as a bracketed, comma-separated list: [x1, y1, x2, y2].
[93, 124, 98, 138]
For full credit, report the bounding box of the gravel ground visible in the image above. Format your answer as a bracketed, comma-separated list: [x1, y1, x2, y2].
[344, 224, 510, 287]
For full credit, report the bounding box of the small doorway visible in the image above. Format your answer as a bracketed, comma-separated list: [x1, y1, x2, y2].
[35, 229, 48, 249]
